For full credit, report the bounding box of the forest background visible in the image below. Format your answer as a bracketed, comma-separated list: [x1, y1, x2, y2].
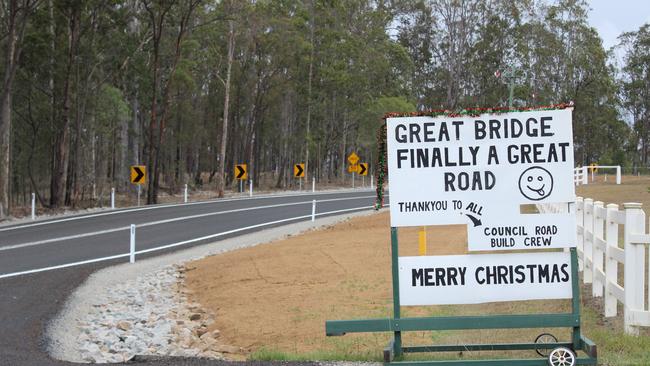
[0, 0, 648, 218]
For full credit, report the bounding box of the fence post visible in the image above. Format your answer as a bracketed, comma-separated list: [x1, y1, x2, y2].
[184, 184, 188, 203]
[31, 193, 36, 220]
[623, 202, 645, 335]
[130, 224, 136, 264]
[311, 200, 316, 222]
[582, 166, 588, 185]
[605, 203, 619, 317]
[616, 166, 621, 185]
[592, 201, 604, 297]
[111, 188, 115, 209]
[576, 197, 584, 271]
[583, 198, 594, 284]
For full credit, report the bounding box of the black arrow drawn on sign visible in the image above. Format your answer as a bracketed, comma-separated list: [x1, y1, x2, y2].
[465, 214, 482, 227]
[358, 164, 367, 175]
[133, 167, 144, 183]
[236, 166, 246, 179]
[295, 164, 304, 177]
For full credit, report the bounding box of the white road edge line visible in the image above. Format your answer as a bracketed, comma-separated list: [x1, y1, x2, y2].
[0, 188, 378, 232]
[0, 204, 388, 280]
[0, 195, 377, 252]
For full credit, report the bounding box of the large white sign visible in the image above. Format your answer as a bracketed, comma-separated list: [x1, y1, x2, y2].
[386, 109, 576, 251]
[398, 252, 572, 305]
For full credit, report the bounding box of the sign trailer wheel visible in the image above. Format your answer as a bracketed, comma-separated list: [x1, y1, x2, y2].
[534, 332, 558, 357]
[547, 346, 576, 366]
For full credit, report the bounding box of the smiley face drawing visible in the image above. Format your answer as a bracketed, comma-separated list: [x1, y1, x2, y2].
[518, 166, 553, 201]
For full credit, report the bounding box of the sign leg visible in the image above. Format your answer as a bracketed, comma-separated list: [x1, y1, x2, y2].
[390, 227, 402, 357]
[418, 226, 427, 255]
[570, 247, 582, 349]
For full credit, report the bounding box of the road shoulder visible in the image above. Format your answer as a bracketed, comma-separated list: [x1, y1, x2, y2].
[47, 209, 384, 363]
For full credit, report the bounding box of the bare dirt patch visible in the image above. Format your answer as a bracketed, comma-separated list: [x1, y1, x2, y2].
[184, 212, 573, 360]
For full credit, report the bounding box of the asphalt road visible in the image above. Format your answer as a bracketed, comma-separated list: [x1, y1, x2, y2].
[0, 189, 388, 365]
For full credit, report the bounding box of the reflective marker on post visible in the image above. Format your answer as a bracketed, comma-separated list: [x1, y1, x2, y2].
[130, 224, 136, 264]
[312, 200, 316, 222]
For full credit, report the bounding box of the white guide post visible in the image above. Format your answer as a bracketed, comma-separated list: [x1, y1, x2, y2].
[616, 166, 621, 184]
[623, 202, 645, 335]
[184, 184, 188, 203]
[249, 179, 253, 197]
[31, 193, 36, 220]
[311, 200, 316, 222]
[137, 185, 141, 207]
[312, 177, 315, 192]
[371, 175, 374, 190]
[130, 224, 136, 264]
[604, 203, 619, 317]
[111, 188, 115, 209]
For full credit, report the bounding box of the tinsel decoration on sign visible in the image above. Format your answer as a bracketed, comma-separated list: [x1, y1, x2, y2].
[374, 102, 574, 209]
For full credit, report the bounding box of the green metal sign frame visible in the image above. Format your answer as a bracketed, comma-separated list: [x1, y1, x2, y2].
[325, 227, 597, 366]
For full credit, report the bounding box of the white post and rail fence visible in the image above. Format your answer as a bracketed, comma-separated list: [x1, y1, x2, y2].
[574, 165, 621, 186]
[538, 197, 650, 335]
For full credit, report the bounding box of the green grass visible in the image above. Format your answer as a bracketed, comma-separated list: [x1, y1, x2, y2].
[249, 297, 650, 365]
[580, 305, 650, 365]
[250, 346, 383, 362]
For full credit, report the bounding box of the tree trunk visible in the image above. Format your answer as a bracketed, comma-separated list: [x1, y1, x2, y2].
[216, 20, 235, 198]
[1, 0, 37, 217]
[51, 6, 80, 208]
[304, 0, 315, 181]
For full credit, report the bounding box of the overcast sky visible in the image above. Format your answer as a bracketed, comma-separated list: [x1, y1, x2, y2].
[588, 0, 650, 52]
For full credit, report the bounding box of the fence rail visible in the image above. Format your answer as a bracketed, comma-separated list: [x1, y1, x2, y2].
[574, 165, 621, 185]
[538, 198, 650, 335]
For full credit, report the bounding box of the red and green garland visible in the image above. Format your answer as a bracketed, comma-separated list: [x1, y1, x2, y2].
[374, 102, 574, 210]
